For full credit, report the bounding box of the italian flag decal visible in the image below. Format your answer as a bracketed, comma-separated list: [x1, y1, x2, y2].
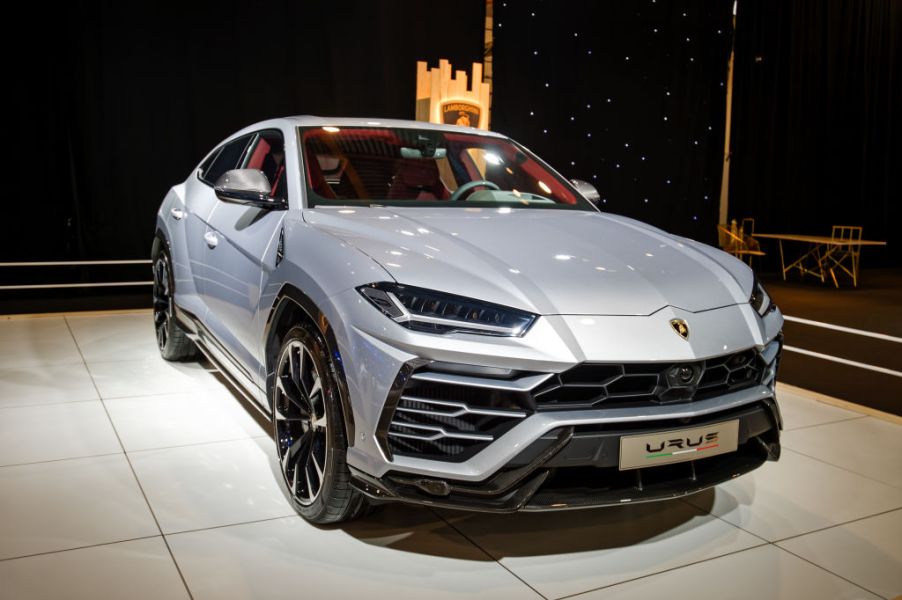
[646, 443, 719, 459]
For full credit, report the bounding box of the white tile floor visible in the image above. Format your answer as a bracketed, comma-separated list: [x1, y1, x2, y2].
[0, 311, 900, 600]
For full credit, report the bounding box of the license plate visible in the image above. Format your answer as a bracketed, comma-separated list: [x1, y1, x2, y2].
[619, 420, 740, 470]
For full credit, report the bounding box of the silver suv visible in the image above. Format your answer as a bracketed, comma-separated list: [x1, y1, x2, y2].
[153, 117, 783, 524]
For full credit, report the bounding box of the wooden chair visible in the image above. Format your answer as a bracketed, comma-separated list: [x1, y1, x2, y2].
[827, 225, 863, 287]
[717, 219, 765, 266]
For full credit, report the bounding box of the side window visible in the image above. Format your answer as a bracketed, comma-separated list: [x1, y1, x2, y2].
[198, 148, 220, 178]
[200, 135, 253, 185]
[242, 130, 288, 201]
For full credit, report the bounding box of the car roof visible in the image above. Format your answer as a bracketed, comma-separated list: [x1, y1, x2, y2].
[230, 116, 509, 139]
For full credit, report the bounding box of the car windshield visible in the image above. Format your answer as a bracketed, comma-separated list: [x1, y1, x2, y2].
[299, 126, 593, 210]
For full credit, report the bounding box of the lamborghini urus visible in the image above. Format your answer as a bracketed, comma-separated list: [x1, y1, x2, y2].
[153, 116, 783, 523]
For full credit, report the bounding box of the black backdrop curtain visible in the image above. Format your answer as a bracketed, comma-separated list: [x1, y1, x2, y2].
[729, 0, 902, 266]
[491, 0, 734, 244]
[3, 0, 484, 267]
[5, 0, 900, 288]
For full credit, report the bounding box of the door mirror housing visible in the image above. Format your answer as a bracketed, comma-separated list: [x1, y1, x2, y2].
[570, 178, 601, 205]
[214, 169, 286, 210]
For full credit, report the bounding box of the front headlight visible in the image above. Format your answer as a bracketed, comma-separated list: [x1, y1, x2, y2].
[357, 282, 537, 337]
[750, 278, 775, 316]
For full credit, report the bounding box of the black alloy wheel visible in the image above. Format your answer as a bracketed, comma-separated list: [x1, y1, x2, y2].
[152, 249, 196, 361]
[274, 338, 329, 505]
[272, 324, 369, 523]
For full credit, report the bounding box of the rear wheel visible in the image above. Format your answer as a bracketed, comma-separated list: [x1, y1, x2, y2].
[152, 249, 197, 361]
[272, 324, 368, 523]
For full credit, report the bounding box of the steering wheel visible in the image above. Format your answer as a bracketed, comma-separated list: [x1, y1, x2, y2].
[448, 180, 501, 202]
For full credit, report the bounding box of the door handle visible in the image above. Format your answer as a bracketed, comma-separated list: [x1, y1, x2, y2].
[170, 207, 185, 220]
[204, 231, 219, 248]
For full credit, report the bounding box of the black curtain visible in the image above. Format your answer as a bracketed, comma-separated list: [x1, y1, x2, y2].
[4, 0, 484, 266]
[729, 0, 902, 267]
[491, 0, 734, 243]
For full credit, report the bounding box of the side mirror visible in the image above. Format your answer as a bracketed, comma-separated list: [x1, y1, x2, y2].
[214, 169, 286, 210]
[570, 178, 601, 205]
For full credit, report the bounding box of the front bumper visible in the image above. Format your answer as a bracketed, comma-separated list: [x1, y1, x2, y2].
[350, 388, 780, 512]
[331, 288, 783, 512]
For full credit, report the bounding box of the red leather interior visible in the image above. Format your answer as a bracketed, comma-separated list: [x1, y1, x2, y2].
[247, 138, 271, 170]
[306, 153, 337, 199]
[387, 161, 448, 200]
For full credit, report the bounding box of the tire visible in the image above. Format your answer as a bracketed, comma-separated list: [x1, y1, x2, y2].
[152, 249, 197, 361]
[272, 324, 369, 524]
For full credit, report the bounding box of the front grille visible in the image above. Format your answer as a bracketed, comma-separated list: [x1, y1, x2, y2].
[532, 348, 765, 410]
[378, 342, 780, 461]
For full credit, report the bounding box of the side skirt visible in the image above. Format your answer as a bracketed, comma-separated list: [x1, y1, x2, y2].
[174, 305, 271, 419]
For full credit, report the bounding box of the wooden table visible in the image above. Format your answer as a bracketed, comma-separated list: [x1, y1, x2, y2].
[753, 233, 887, 287]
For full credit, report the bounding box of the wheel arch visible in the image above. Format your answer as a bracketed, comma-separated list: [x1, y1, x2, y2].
[151, 229, 169, 259]
[263, 284, 356, 443]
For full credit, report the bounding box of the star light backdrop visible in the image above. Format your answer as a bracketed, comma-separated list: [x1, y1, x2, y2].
[492, 0, 734, 243]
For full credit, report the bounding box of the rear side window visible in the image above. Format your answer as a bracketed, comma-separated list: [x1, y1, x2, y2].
[198, 148, 220, 177]
[200, 135, 252, 185]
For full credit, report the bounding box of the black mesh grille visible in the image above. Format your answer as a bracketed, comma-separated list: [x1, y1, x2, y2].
[385, 377, 528, 461]
[533, 348, 765, 410]
[381, 346, 775, 461]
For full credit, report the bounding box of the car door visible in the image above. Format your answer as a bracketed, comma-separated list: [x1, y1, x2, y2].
[201, 129, 287, 389]
[183, 134, 255, 314]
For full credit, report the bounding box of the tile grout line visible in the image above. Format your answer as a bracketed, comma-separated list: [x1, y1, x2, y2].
[676, 494, 773, 543]
[63, 316, 196, 600]
[772, 506, 902, 545]
[679, 489, 902, 549]
[429, 509, 551, 600]
[560, 494, 889, 600]
[0, 428, 268, 470]
[555, 539, 886, 600]
[780, 444, 902, 491]
[777, 383, 902, 426]
[775, 544, 888, 599]
[0, 397, 103, 411]
[92, 386, 230, 402]
[552, 542, 771, 600]
[677, 461, 902, 583]
[677, 489, 900, 599]
[0, 451, 124, 470]
[0, 515, 302, 564]
[162, 514, 300, 538]
[782, 414, 869, 432]
[124, 434, 270, 456]
[0, 534, 163, 563]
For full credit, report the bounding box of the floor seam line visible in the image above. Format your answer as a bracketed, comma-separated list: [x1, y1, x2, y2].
[0, 398, 103, 410]
[430, 509, 550, 600]
[124, 435, 266, 455]
[553, 542, 770, 600]
[0, 451, 124, 470]
[782, 414, 868, 432]
[772, 506, 902, 544]
[775, 544, 887, 599]
[64, 316, 195, 600]
[0, 534, 164, 563]
[679, 497, 773, 545]
[162, 514, 300, 537]
[780, 445, 902, 490]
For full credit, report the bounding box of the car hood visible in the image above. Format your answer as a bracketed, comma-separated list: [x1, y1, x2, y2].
[303, 207, 752, 316]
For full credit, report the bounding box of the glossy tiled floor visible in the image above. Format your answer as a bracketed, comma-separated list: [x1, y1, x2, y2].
[1, 311, 900, 599]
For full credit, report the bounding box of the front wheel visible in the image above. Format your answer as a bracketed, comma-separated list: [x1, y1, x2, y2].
[272, 324, 368, 523]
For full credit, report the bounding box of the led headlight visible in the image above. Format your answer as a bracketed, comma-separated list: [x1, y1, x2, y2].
[357, 282, 537, 337]
[750, 277, 776, 316]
